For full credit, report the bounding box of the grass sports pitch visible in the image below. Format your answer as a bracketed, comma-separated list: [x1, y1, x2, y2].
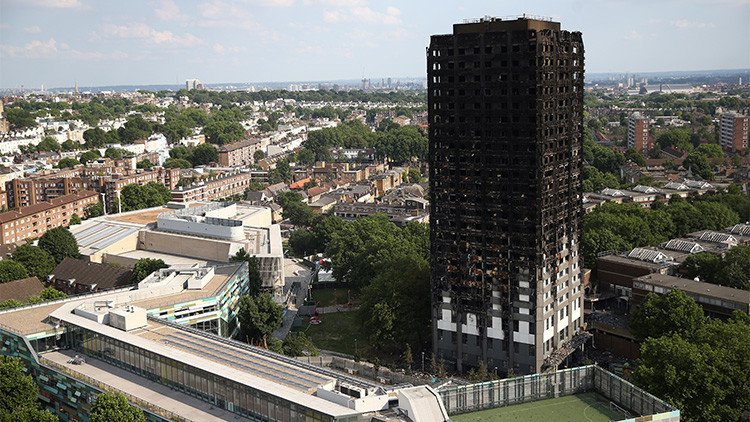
[451, 392, 630, 422]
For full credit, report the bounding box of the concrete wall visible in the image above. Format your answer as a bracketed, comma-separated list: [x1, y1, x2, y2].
[88, 232, 139, 263]
[157, 216, 245, 241]
[138, 231, 233, 262]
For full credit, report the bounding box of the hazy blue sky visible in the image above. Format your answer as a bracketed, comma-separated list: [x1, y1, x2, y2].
[1, 0, 749, 89]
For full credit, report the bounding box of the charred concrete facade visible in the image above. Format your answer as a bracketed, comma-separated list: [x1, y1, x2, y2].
[428, 17, 585, 374]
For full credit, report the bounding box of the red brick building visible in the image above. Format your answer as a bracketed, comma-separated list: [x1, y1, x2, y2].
[0, 190, 99, 244]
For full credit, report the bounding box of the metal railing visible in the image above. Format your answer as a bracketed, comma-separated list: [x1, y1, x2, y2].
[150, 316, 380, 390]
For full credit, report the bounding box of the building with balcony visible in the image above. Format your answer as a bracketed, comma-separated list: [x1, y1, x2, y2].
[0, 190, 99, 244]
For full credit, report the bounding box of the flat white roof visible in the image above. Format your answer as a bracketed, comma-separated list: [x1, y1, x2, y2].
[49, 299, 360, 417]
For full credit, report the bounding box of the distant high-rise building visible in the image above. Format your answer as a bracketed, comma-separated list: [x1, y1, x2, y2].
[361, 78, 370, 91]
[428, 17, 586, 375]
[186, 78, 204, 90]
[627, 112, 651, 153]
[720, 112, 749, 152]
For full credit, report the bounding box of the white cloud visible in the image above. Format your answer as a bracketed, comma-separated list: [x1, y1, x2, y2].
[319, 0, 365, 5]
[323, 4, 401, 25]
[1, 38, 58, 58]
[259, 0, 294, 6]
[213, 43, 244, 54]
[1, 37, 127, 61]
[624, 30, 643, 40]
[323, 10, 343, 22]
[199, 0, 256, 29]
[31, 0, 83, 8]
[153, 0, 188, 21]
[24, 25, 42, 34]
[670, 19, 715, 28]
[101, 23, 203, 47]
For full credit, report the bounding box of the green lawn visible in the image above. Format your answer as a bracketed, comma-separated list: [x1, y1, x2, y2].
[309, 287, 358, 307]
[296, 312, 372, 357]
[451, 392, 629, 422]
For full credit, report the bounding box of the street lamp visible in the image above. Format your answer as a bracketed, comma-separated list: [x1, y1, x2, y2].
[422, 351, 425, 372]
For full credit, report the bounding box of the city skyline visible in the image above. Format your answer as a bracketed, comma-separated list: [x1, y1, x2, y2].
[1, 0, 750, 89]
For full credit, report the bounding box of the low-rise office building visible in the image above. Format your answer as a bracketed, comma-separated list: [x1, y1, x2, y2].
[0, 262, 447, 421]
[0, 190, 99, 244]
[632, 273, 750, 318]
[70, 202, 286, 295]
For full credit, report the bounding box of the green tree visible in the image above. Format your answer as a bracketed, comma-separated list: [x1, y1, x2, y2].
[230, 249, 263, 296]
[359, 254, 430, 353]
[624, 148, 647, 166]
[403, 168, 423, 183]
[190, 143, 218, 165]
[69, 213, 82, 225]
[60, 140, 81, 152]
[656, 127, 692, 151]
[90, 392, 146, 422]
[0, 356, 58, 422]
[83, 128, 109, 148]
[202, 120, 245, 145]
[696, 143, 723, 159]
[716, 245, 750, 290]
[692, 201, 739, 231]
[681, 252, 721, 283]
[38, 226, 80, 263]
[56, 157, 79, 169]
[683, 151, 713, 180]
[104, 147, 130, 160]
[253, 149, 266, 162]
[37, 137, 61, 152]
[131, 258, 168, 283]
[80, 150, 102, 164]
[237, 293, 283, 347]
[120, 182, 171, 211]
[85, 202, 104, 218]
[281, 333, 319, 357]
[11, 245, 56, 279]
[283, 202, 316, 226]
[136, 159, 154, 169]
[632, 315, 750, 422]
[6, 108, 37, 129]
[163, 158, 193, 168]
[117, 115, 153, 144]
[630, 290, 706, 341]
[0, 260, 29, 283]
[28, 287, 68, 303]
[169, 145, 191, 160]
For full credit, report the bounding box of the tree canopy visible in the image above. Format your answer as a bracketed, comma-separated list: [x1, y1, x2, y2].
[237, 293, 283, 347]
[230, 249, 263, 296]
[630, 291, 706, 341]
[632, 310, 750, 422]
[38, 227, 80, 263]
[90, 392, 146, 422]
[0, 260, 29, 283]
[583, 199, 739, 270]
[11, 245, 56, 279]
[131, 258, 168, 283]
[681, 246, 750, 290]
[120, 182, 171, 212]
[0, 357, 58, 422]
